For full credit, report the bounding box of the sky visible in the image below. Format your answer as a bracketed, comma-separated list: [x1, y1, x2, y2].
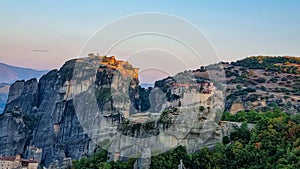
[0, 0, 300, 82]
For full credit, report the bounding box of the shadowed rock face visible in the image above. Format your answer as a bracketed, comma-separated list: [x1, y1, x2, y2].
[0, 56, 140, 167]
[5, 78, 38, 114]
[0, 83, 10, 113]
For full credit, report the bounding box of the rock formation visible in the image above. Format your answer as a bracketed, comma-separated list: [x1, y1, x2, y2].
[0, 55, 140, 167]
[0, 55, 228, 167]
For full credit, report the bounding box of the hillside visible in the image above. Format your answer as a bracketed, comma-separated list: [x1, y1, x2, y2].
[225, 56, 300, 114]
[155, 56, 300, 115]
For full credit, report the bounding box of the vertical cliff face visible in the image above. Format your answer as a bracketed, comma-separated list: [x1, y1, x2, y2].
[0, 110, 35, 156]
[5, 78, 38, 114]
[0, 56, 139, 166]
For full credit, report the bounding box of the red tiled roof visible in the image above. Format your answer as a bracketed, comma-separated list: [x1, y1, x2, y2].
[22, 159, 38, 163]
[0, 156, 38, 163]
[0, 156, 16, 161]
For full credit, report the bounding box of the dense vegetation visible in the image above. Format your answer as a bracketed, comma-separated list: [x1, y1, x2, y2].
[72, 110, 300, 169]
[72, 149, 136, 169]
[232, 56, 300, 74]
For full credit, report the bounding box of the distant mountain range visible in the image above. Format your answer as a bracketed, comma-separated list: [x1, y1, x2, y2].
[0, 62, 48, 84]
[140, 83, 154, 88]
[0, 62, 48, 113]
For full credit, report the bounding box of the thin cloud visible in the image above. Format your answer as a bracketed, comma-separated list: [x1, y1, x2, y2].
[32, 49, 49, 52]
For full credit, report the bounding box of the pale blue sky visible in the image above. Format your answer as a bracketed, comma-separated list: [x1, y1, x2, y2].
[0, 0, 300, 72]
